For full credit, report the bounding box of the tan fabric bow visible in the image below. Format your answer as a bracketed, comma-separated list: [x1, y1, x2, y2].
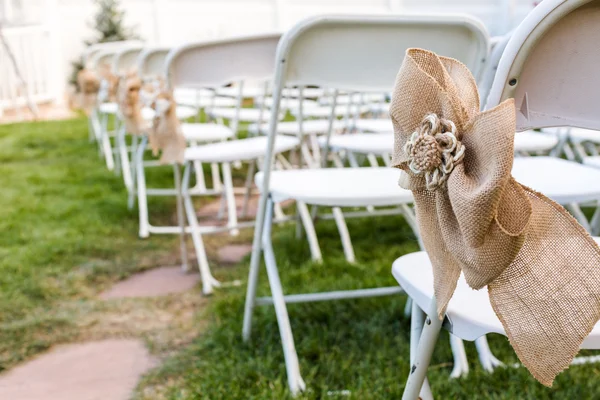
[76, 68, 100, 116]
[391, 48, 600, 386]
[117, 71, 146, 135]
[149, 90, 186, 165]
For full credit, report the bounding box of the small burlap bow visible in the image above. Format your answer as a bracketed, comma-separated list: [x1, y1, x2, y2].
[149, 90, 186, 165]
[391, 48, 600, 386]
[76, 68, 100, 116]
[117, 71, 146, 135]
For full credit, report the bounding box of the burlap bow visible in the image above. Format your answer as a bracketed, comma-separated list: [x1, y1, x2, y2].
[149, 90, 186, 165]
[76, 68, 100, 116]
[391, 48, 600, 386]
[117, 71, 146, 135]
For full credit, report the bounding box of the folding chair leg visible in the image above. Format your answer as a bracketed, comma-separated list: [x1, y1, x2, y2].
[117, 126, 134, 202]
[566, 203, 591, 232]
[136, 136, 150, 238]
[332, 207, 355, 263]
[221, 162, 240, 236]
[100, 121, 115, 171]
[174, 163, 189, 272]
[347, 151, 359, 168]
[242, 196, 266, 342]
[409, 301, 434, 400]
[297, 201, 322, 262]
[192, 160, 207, 192]
[211, 162, 222, 191]
[128, 135, 138, 210]
[241, 161, 256, 218]
[449, 335, 469, 378]
[182, 162, 219, 294]
[590, 201, 600, 236]
[367, 153, 379, 167]
[474, 336, 503, 372]
[261, 199, 306, 394]
[404, 297, 413, 318]
[403, 299, 442, 400]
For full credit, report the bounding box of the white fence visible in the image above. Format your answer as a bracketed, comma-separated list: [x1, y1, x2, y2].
[0, 0, 535, 111]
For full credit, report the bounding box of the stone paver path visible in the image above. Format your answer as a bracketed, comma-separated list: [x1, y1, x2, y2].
[100, 266, 199, 299]
[0, 339, 156, 400]
[218, 244, 253, 264]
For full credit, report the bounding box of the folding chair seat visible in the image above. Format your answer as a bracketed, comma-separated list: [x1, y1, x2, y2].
[242, 14, 490, 394]
[256, 167, 411, 207]
[318, 92, 387, 105]
[98, 102, 119, 115]
[568, 127, 600, 143]
[352, 117, 392, 133]
[254, 96, 319, 110]
[180, 123, 234, 142]
[402, 1, 600, 398]
[248, 119, 346, 136]
[207, 106, 273, 123]
[514, 129, 559, 154]
[281, 87, 327, 98]
[216, 85, 267, 98]
[319, 132, 394, 167]
[185, 136, 298, 164]
[392, 249, 600, 347]
[290, 103, 371, 119]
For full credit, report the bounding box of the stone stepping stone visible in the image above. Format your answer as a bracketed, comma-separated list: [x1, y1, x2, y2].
[100, 266, 199, 300]
[0, 339, 156, 400]
[218, 244, 253, 265]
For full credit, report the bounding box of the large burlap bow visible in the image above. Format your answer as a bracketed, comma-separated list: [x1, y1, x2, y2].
[391, 48, 600, 386]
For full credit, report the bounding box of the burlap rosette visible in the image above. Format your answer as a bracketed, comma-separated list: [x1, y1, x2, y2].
[391, 48, 600, 386]
[148, 90, 186, 165]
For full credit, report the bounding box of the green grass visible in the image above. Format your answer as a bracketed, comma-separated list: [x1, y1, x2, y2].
[2, 116, 600, 398]
[140, 212, 600, 399]
[0, 116, 179, 369]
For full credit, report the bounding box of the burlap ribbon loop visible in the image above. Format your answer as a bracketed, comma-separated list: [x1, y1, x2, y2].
[391, 48, 600, 386]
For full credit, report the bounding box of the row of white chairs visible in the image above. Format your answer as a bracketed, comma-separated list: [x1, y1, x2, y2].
[82, 3, 600, 397]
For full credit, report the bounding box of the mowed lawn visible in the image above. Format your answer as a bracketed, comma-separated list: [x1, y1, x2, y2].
[1, 117, 600, 399]
[0, 117, 178, 369]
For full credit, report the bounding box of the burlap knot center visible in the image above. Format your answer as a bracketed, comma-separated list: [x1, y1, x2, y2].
[405, 113, 465, 190]
[391, 48, 600, 387]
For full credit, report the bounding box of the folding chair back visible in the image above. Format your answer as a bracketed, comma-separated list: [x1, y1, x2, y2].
[166, 33, 281, 90]
[487, 0, 600, 130]
[258, 14, 490, 220]
[274, 15, 489, 95]
[89, 49, 118, 75]
[83, 40, 142, 67]
[137, 47, 170, 79]
[113, 46, 144, 76]
[479, 33, 512, 109]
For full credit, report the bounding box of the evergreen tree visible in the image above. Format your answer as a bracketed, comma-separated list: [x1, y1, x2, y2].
[87, 0, 139, 45]
[70, 0, 139, 91]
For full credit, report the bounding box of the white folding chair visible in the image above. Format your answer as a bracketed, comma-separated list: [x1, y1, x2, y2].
[166, 34, 300, 295]
[242, 14, 490, 394]
[401, 1, 600, 398]
[133, 46, 235, 237]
